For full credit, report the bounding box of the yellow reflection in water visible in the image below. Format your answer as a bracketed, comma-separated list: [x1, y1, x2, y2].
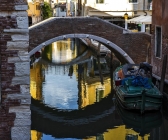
[31, 125, 149, 140]
[52, 39, 77, 63]
[30, 62, 44, 100]
[84, 125, 149, 140]
[104, 125, 149, 140]
[31, 130, 42, 140]
[79, 77, 111, 108]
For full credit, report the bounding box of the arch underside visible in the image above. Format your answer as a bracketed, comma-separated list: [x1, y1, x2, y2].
[29, 34, 135, 64]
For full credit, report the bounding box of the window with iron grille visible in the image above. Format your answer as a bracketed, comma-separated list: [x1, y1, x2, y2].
[129, 0, 138, 3]
[155, 26, 162, 58]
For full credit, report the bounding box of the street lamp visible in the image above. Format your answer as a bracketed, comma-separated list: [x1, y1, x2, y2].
[124, 12, 128, 20]
[74, 0, 77, 17]
[124, 12, 128, 29]
[66, 0, 67, 16]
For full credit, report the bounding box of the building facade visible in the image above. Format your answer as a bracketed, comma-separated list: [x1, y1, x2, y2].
[82, 0, 152, 32]
[53, 0, 78, 17]
[83, 1, 152, 19]
[27, 0, 44, 26]
[53, 0, 67, 17]
[151, 0, 168, 86]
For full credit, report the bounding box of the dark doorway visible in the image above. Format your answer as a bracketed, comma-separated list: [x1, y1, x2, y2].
[28, 16, 32, 26]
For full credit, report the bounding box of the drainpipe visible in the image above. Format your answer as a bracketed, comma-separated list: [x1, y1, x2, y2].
[143, 0, 147, 16]
[66, 0, 67, 17]
[0, 50, 2, 103]
[141, 0, 147, 32]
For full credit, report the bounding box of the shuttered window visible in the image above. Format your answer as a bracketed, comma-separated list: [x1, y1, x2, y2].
[155, 26, 162, 58]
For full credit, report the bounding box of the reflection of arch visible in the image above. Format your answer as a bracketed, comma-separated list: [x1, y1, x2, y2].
[31, 93, 115, 123]
[31, 109, 120, 138]
[29, 34, 135, 64]
[31, 93, 122, 138]
[39, 49, 92, 66]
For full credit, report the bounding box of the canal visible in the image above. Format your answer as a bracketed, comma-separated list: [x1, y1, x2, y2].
[30, 38, 168, 140]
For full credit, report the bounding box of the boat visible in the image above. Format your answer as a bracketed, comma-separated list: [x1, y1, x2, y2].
[113, 62, 163, 114]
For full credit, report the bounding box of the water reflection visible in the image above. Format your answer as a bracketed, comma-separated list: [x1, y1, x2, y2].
[115, 99, 162, 140]
[30, 39, 111, 110]
[30, 38, 166, 140]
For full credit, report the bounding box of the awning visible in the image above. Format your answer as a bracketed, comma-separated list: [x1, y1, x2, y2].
[127, 15, 152, 24]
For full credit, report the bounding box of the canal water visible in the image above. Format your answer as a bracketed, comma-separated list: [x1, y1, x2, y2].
[30, 39, 168, 140]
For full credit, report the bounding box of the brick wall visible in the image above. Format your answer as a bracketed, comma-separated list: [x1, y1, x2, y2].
[0, 0, 31, 140]
[152, 0, 168, 82]
[29, 17, 151, 64]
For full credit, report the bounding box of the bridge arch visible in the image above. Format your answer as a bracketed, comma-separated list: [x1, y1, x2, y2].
[29, 34, 134, 64]
[29, 17, 151, 64]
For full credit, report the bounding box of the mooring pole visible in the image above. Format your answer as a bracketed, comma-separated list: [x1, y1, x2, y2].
[160, 54, 167, 93]
[141, 90, 146, 114]
[110, 52, 113, 89]
[97, 42, 104, 85]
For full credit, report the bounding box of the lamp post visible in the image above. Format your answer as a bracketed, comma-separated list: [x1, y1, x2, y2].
[74, 0, 77, 17]
[40, 2, 44, 20]
[66, 0, 68, 16]
[124, 12, 128, 29]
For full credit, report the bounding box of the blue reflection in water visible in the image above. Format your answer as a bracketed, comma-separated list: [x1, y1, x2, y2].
[43, 134, 80, 140]
[42, 66, 78, 110]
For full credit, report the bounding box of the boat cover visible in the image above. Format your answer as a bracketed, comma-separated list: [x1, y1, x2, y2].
[121, 76, 152, 89]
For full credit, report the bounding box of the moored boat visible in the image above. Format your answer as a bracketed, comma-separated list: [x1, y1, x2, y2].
[113, 62, 163, 114]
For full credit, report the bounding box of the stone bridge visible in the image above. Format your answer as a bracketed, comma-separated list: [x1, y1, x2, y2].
[29, 17, 151, 64]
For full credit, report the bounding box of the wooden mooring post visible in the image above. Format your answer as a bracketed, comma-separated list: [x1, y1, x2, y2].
[97, 42, 104, 85]
[110, 52, 113, 88]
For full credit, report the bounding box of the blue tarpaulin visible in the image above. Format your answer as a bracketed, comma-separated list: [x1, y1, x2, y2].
[121, 76, 152, 89]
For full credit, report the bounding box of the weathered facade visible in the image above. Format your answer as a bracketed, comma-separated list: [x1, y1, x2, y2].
[0, 0, 31, 139]
[151, 0, 168, 84]
[27, 0, 44, 26]
[84, 0, 152, 18]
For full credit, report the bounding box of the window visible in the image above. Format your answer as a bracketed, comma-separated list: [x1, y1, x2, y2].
[147, 0, 152, 10]
[96, 0, 104, 4]
[36, 5, 40, 10]
[129, 0, 138, 3]
[60, 7, 65, 12]
[155, 26, 162, 58]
